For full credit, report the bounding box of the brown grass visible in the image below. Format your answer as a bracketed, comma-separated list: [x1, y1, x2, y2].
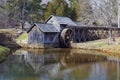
[71, 37, 120, 57]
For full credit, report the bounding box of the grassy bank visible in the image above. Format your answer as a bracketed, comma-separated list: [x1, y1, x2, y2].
[0, 46, 10, 62]
[16, 32, 27, 40]
[71, 38, 120, 57]
[0, 29, 21, 48]
[0, 29, 16, 34]
[15, 32, 28, 43]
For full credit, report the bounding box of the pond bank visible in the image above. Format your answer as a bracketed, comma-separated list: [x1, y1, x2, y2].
[0, 46, 10, 62]
[71, 38, 120, 57]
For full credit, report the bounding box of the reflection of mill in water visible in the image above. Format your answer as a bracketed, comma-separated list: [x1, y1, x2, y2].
[13, 50, 67, 73]
[0, 50, 120, 80]
[13, 49, 107, 69]
[27, 53, 61, 73]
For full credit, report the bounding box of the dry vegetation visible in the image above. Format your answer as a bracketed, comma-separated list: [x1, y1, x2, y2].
[71, 37, 120, 57]
[0, 29, 17, 35]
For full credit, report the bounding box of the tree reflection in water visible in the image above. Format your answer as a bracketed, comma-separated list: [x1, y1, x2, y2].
[0, 49, 119, 80]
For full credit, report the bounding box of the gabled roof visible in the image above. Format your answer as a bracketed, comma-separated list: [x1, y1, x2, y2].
[45, 15, 77, 26]
[74, 21, 85, 26]
[27, 23, 59, 33]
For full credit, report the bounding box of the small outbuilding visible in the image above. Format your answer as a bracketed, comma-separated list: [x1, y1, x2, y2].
[27, 23, 60, 48]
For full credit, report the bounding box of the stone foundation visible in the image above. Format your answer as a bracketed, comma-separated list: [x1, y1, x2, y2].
[18, 42, 60, 49]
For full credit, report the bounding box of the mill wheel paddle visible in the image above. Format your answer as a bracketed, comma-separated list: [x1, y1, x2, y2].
[60, 28, 74, 48]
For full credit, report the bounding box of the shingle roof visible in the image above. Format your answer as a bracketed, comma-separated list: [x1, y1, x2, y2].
[37, 23, 59, 32]
[45, 15, 77, 26]
[74, 21, 85, 26]
[28, 23, 59, 33]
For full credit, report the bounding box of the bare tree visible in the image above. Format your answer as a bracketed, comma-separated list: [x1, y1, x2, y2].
[75, 0, 94, 25]
[91, 0, 118, 44]
[91, 0, 117, 26]
[118, 0, 120, 28]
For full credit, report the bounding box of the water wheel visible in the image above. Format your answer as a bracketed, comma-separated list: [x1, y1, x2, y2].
[60, 28, 74, 48]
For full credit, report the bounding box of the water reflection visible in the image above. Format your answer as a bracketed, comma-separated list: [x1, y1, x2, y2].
[0, 49, 119, 80]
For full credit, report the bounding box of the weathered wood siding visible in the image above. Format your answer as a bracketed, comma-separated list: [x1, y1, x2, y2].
[44, 33, 59, 43]
[28, 26, 44, 43]
[28, 26, 59, 44]
[47, 17, 60, 31]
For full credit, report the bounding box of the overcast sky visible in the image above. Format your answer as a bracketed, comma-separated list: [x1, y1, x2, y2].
[42, 0, 51, 4]
[42, 0, 69, 4]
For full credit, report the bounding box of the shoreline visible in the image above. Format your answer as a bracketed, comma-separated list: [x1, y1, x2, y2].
[0, 46, 10, 62]
[71, 38, 120, 57]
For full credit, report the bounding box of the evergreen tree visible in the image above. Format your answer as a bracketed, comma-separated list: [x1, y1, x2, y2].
[3, 0, 42, 23]
[69, 0, 77, 10]
[44, 2, 54, 20]
[24, 0, 42, 23]
[69, 8, 77, 21]
[44, 0, 70, 20]
[3, 0, 20, 21]
[68, 0, 77, 21]
[56, 1, 69, 16]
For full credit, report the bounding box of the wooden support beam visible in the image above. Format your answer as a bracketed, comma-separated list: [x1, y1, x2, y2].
[73, 27, 120, 43]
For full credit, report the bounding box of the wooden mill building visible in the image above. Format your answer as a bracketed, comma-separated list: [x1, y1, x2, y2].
[45, 15, 77, 31]
[27, 23, 60, 48]
[27, 15, 77, 48]
[27, 15, 120, 48]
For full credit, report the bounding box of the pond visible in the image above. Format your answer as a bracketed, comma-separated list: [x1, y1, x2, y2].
[0, 49, 120, 80]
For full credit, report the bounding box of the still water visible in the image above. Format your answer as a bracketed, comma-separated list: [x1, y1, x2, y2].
[0, 49, 120, 80]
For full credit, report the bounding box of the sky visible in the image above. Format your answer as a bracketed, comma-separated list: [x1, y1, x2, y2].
[42, 0, 69, 4]
[42, 0, 52, 4]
